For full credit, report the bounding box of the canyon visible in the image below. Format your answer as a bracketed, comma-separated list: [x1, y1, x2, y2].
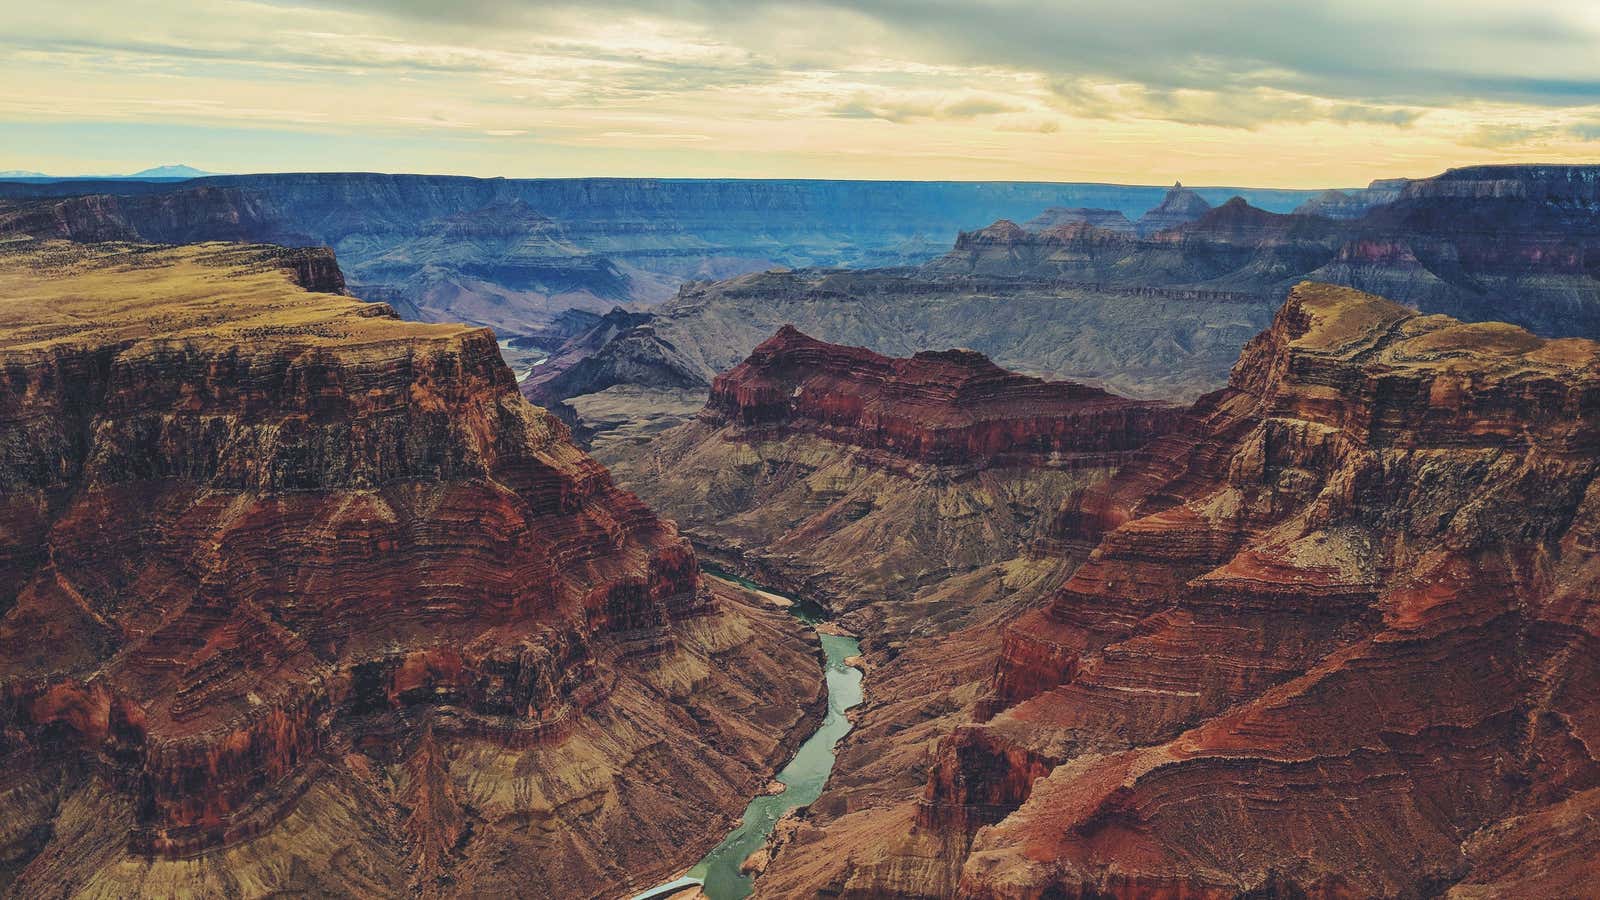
[601, 326, 1182, 642]
[530, 165, 1600, 447]
[0, 175, 1321, 340]
[744, 281, 1600, 898]
[0, 240, 824, 898]
[0, 165, 1597, 900]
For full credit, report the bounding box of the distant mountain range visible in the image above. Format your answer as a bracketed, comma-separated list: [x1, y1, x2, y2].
[126, 164, 214, 178]
[0, 163, 215, 179]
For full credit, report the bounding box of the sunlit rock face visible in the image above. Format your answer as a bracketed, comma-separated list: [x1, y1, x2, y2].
[0, 241, 822, 898]
[704, 325, 1180, 467]
[760, 282, 1600, 899]
[602, 326, 1183, 637]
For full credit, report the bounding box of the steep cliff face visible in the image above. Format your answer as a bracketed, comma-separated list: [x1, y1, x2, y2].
[0, 175, 1324, 338]
[931, 165, 1600, 339]
[775, 282, 1599, 898]
[1317, 164, 1600, 337]
[525, 317, 703, 421]
[601, 328, 1181, 630]
[534, 166, 1600, 450]
[703, 326, 1179, 467]
[0, 241, 822, 898]
[535, 264, 1275, 449]
[933, 198, 1347, 289]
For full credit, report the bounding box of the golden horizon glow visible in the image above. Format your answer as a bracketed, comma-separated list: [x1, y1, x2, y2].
[3, 0, 1598, 187]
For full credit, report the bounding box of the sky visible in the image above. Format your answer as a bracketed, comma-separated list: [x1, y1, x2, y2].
[3, 0, 1599, 187]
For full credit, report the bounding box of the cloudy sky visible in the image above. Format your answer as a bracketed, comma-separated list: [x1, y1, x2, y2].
[5, 0, 1599, 186]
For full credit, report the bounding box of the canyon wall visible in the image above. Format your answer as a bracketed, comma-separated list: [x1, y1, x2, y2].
[601, 327, 1181, 636]
[0, 175, 1323, 338]
[761, 281, 1600, 898]
[702, 325, 1179, 467]
[0, 240, 822, 898]
[535, 164, 1600, 447]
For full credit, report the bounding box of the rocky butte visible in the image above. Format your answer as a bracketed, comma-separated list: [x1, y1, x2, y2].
[0, 175, 1321, 338]
[603, 326, 1183, 637]
[0, 240, 822, 897]
[529, 164, 1600, 447]
[756, 282, 1600, 898]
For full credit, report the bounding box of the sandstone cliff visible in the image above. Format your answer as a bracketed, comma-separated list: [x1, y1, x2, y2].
[601, 327, 1181, 636]
[762, 282, 1600, 898]
[528, 165, 1600, 449]
[0, 241, 822, 898]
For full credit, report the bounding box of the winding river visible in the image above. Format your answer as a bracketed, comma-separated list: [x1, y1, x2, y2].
[632, 577, 865, 900]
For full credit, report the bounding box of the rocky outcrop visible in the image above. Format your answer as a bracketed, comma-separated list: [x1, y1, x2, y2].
[1320, 165, 1600, 338]
[0, 241, 822, 897]
[601, 328, 1181, 629]
[779, 281, 1600, 897]
[704, 326, 1179, 468]
[1135, 181, 1213, 234]
[537, 166, 1600, 450]
[1292, 178, 1409, 218]
[525, 314, 700, 416]
[0, 175, 1323, 338]
[1024, 207, 1135, 233]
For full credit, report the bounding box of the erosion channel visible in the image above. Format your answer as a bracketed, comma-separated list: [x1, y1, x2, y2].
[633, 573, 865, 900]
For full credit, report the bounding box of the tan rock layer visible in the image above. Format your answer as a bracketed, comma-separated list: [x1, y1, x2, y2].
[783, 282, 1600, 898]
[0, 242, 708, 873]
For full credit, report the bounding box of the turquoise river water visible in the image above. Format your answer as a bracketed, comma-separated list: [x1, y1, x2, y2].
[631, 582, 864, 900]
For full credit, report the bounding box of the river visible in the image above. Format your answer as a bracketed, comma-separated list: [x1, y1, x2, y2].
[631, 579, 864, 900]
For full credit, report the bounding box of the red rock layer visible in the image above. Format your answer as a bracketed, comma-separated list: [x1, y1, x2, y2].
[901, 282, 1600, 897]
[0, 242, 702, 861]
[704, 325, 1182, 469]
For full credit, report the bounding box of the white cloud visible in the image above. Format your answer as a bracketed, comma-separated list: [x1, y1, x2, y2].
[4, 0, 1599, 182]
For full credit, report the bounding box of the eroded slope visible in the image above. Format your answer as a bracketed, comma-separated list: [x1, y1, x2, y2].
[768, 282, 1600, 898]
[0, 241, 821, 898]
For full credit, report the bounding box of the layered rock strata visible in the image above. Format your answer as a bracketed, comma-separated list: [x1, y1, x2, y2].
[602, 328, 1181, 630]
[0, 241, 822, 898]
[530, 166, 1600, 448]
[703, 326, 1179, 468]
[0, 175, 1321, 336]
[766, 282, 1600, 897]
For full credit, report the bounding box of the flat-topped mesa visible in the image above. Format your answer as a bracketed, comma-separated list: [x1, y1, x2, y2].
[1023, 207, 1136, 233]
[915, 282, 1600, 897]
[1400, 163, 1600, 204]
[704, 325, 1183, 468]
[0, 241, 703, 861]
[948, 218, 1030, 252]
